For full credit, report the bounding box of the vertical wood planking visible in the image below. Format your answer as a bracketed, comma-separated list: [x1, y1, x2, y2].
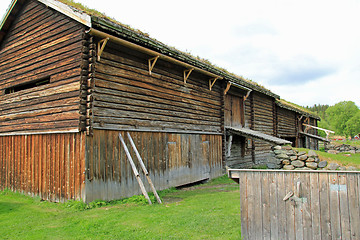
[0, 133, 85, 202]
[309, 172, 321, 240]
[338, 173, 351, 239]
[328, 172, 342, 239]
[347, 173, 360, 239]
[239, 171, 248, 240]
[261, 171, 270, 239]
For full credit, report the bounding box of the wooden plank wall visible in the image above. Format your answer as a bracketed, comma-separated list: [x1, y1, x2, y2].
[251, 92, 275, 164]
[85, 130, 223, 202]
[0, 133, 86, 202]
[0, 0, 84, 134]
[91, 41, 222, 133]
[277, 106, 296, 138]
[234, 170, 360, 240]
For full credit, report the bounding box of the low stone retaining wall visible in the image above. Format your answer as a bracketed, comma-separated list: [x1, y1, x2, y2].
[267, 145, 358, 171]
[325, 144, 360, 154]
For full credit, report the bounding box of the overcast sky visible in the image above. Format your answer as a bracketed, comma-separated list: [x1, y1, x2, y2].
[1, 0, 359, 107]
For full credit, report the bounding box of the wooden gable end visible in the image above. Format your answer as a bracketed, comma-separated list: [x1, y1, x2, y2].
[0, 0, 86, 135]
[277, 106, 296, 138]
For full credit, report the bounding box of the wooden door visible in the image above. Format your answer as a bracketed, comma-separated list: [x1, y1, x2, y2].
[225, 94, 244, 127]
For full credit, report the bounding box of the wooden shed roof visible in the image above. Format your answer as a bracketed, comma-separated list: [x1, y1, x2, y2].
[0, 0, 279, 99]
[226, 126, 292, 146]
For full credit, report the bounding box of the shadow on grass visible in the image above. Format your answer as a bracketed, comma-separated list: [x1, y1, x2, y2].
[0, 201, 24, 214]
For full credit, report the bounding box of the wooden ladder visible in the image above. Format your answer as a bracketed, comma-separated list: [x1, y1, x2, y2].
[119, 132, 162, 204]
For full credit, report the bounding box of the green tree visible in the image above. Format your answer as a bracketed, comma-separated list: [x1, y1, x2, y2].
[344, 111, 360, 139]
[325, 101, 359, 136]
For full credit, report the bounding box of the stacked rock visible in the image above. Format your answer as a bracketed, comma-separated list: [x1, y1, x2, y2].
[325, 144, 360, 154]
[267, 145, 328, 170]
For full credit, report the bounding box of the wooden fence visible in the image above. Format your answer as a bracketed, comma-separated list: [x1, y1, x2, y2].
[228, 169, 360, 240]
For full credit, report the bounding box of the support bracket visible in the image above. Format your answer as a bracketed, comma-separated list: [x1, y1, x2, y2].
[148, 56, 159, 75]
[224, 82, 231, 95]
[209, 77, 218, 91]
[183, 68, 194, 83]
[97, 37, 109, 61]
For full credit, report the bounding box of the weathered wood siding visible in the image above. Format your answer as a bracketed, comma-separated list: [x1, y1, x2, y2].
[91, 41, 222, 133]
[224, 94, 244, 127]
[0, 133, 86, 201]
[229, 169, 360, 240]
[277, 106, 296, 138]
[0, 0, 85, 134]
[251, 92, 275, 164]
[85, 130, 223, 202]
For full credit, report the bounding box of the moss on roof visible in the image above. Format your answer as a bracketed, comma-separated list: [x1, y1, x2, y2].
[276, 99, 320, 120]
[56, 0, 278, 98]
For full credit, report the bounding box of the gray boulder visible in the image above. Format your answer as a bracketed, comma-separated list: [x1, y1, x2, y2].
[306, 157, 315, 162]
[318, 161, 328, 168]
[298, 155, 308, 161]
[347, 166, 357, 171]
[308, 150, 318, 158]
[292, 160, 305, 168]
[277, 154, 290, 159]
[273, 145, 282, 150]
[297, 151, 307, 156]
[290, 156, 298, 161]
[306, 162, 318, 170]
[282, 160, 291, 165]
[326, 162, 340, 170]
[283, 165, 295, 170]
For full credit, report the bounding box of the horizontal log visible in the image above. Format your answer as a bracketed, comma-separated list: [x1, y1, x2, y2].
[93, 87, 219, 116]
[93, 119, 221, 133]
[0, 95, 79, 116]
[92, 106, 221, 127]
[94, 78, 221, 111]
[100, 50, 221, 95]
[0, 105, 79, 122]
[0, 82, 79, 105]
[93, 92, 220, 121]
[0, 41, 82, 81]
[0, 120, 79, 133]
[96, 64, 221, 107]
[0, 110, 79, 127]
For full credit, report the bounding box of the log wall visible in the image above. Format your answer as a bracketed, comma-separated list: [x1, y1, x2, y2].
[0, 0, 84, 134]
[85, 129, 223, 202]
[251, 92, 275, 164]
[277, 107, 296, 138]
[0, 133, 86, 201]
[91, 41, 222, 133]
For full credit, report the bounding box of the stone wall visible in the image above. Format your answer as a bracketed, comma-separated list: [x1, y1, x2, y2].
[325, 144, 360, 154]
[267, 145, 357, 171]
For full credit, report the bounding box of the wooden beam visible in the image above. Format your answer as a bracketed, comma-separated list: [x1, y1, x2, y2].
[97, 37, 109, 61]
[183, 68, 194, 83]
[127, 133, 162, 204]
[209, 77, 218, 91]
[119, 133, 152, 205]
[148, 56, 159, 75]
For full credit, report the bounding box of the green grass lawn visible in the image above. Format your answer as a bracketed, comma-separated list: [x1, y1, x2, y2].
[0, 176, 241, 240]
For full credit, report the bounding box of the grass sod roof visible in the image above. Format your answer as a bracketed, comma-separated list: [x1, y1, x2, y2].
[54, 0, 279, 98]
[276, 99, 320, 120]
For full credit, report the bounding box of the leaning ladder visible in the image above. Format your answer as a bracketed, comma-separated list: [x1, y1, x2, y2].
[119, 133, 162, 204]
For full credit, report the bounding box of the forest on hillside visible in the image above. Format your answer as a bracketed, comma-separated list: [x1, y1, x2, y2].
[305, 101, 360, 138]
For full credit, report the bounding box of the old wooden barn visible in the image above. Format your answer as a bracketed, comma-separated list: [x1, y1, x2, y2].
[0, 0, 321, 202]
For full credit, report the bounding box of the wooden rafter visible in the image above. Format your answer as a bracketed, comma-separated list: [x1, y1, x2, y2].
[148, 56, 159, 75]
[97, 37, 109, 61]
[183, 68, 194, 83]
[209, 77, 218, 91]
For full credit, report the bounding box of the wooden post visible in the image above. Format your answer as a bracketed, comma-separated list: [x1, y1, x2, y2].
[118, 133, 152, 205]
[127, 132, 162, 204]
